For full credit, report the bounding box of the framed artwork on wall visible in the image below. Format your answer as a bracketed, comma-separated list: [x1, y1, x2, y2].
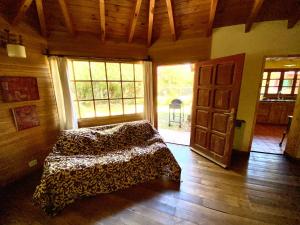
[0, 76, 39, 102]
[12, 105, 40, 131]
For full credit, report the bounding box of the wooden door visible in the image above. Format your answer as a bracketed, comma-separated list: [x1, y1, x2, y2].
[190, 54, 245, 168]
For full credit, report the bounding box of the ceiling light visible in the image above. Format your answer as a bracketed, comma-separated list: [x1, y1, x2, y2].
[284, 64, 296, 67]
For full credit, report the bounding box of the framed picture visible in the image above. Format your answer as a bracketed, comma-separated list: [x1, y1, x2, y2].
[12, 105, 40, 131]
[0, 76, 39, 102]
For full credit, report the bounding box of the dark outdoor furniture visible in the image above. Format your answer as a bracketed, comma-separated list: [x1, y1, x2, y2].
[169, 99, 184, 128]
[279, 115, 293, 147]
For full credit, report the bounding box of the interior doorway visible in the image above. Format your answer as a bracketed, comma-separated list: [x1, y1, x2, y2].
[252, 57, 300, 154]
[156, 64, 194, 145]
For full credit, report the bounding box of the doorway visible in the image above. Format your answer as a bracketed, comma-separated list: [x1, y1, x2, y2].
[156, 64, 194, 145]
[251, 57, 300, 154]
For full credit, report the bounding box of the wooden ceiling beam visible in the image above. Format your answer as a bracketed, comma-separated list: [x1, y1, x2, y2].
[147, 0, 155, 46]
[12, 0, 34, 25]
[35, 0, 47, 37]
[245, 0, 265, 33]
[207, 0, 218, 37]
[165, 0, 176, 41]
[128, 0, 142, 43]
[57, 0, 74, 35]
[99, 0, 105, 41]
[288, 1, 300, 29]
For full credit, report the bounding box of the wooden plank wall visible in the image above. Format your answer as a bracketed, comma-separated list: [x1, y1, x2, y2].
[0, 16, 60, 187]
[148, 36, 211, 64]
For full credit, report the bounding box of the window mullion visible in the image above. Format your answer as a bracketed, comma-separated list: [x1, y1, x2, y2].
[119, 63, 125, 115]
[72, 60, 82, 119]
[88, 61, 96, 117]
[104, 62, 111, 116]
[133, 64, 137, 113]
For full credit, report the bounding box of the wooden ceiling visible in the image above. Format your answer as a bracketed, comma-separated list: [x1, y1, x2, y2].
[0, 0, 299, 45]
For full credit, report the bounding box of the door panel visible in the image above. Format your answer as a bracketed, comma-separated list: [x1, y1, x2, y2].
[197, 89, 210, 106]
[190, 54, 245, 168]
[196, 110, 209, 127]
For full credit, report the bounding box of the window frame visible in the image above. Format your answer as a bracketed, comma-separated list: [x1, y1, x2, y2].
[261, 68, 300, 99]
[68, 58, 145, 123]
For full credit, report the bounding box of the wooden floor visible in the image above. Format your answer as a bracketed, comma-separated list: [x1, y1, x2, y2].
[1, 144, 300, 225]
[251, 124, 286, 154]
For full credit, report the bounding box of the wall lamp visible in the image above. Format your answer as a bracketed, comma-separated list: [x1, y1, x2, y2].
[0, 29, 26, 58]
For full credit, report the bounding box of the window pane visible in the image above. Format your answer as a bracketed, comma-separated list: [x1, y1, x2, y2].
[269, 80, 280, 86]
[106, 63, 120, 80]
[134, 64, 144, 81]
[282, 79, 293, 87]
[122, 82, 135, 98]
[91, 62, 106, 80]
[298, 72, 300, 79]
[268, 86, 278, 94]
[110, 99, 123, 115]
[73, 61, 90, 80]
[262, 80, 267, 86]
[124, 99, 136, 114]
[270, 72, 281, 79]
[295, 87, 299, 94]
[284, 71, 295, 79]
[135, 82, 144, 97]
[68, 60, 75, 80]
[93, 82, 108, 99]
[260, 86, 265, 94]
[69, 81, 77, 100]
[108, 82, 122, 99]
[296, 80, 300, 86]
[76, 82, 93, 100]
[95, 100, 109, 117]
[136, 98, 144, 113]
[79, 101, 94, 118]
[263, 72, 268, 79]
[121, 63, 134, 81]
[281, 87, 292, 94]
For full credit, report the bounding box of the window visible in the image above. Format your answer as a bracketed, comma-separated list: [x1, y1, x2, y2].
[260, 69, 299, 99]
[68, 60, 144, 119]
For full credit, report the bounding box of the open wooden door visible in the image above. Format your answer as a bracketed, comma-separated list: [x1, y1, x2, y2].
[190, 54, 245, 168]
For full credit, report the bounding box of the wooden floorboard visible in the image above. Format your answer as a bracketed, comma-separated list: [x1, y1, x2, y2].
[0, 143, 300, 225]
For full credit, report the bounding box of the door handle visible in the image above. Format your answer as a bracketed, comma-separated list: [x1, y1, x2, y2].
[224, 108, 235, 116]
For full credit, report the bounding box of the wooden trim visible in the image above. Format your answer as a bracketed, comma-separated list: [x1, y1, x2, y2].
[12, 0, 33, 25]
[78, 113, 144, 128]
[245, 0, 265, 33]
[206, 0, 218, 37]
[147, 0, 155, 46]
[128, 0, 143, 43]
[35, 0, 47, 36]
[99, 0, 106, 41]
[57, 0, 74, 35]
[165, 0, 176, 41]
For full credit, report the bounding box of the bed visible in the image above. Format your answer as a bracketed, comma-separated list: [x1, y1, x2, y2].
[33, 120, 181, 215]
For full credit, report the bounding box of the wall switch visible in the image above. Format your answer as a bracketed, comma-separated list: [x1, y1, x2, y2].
[28, 159, 37, 167]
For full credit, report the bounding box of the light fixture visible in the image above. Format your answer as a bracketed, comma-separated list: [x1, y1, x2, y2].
[284, 64, 296, 67]
[0, 29, 26, 58]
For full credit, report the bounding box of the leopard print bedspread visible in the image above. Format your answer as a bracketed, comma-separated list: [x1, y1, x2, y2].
[33, 120, 181, 215]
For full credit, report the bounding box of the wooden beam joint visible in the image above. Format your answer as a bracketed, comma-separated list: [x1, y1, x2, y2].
[207, 0, 218, 37]
[128, 0, 142, 43]
[245, 0, 265, 33]
[12, 0, 34, 25]
[165, 0, 176, 41]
